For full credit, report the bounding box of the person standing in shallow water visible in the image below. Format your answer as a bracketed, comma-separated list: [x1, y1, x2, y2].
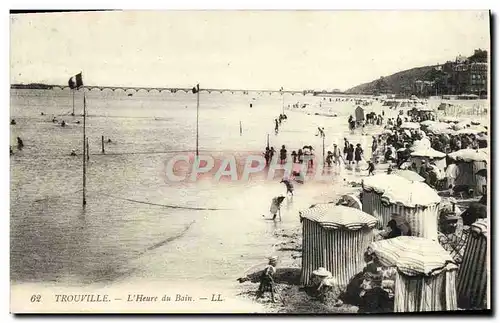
[366, 161, 375, 176]
[343, 138, 349, 160]
[274, 119, 279, 135]
[17, 137, 24, 150]
[279, 145, 287, 164]
[269, 147, 275, 162]
[264, 147, 271, 166]
[346, 144, 354, 165]
[355, 144, 364, 166]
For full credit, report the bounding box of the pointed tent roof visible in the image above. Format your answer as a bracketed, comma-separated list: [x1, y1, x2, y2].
[299, 204, 377, 231]
[362, 174, 441, 207]
[368, 236, 457, 276]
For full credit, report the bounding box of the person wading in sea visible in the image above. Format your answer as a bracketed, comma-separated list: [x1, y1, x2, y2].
[279, 145, 287, 164]
[281, 178, 294, 197]
[17, 137, 24, 150]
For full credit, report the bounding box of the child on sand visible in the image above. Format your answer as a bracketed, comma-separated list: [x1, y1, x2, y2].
[366, 161, 375, 176]
[256, 256, 278, 303]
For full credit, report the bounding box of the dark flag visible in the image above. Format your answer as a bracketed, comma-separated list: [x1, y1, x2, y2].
[69, 72, 83, 89]
[192, 84, 199, 94]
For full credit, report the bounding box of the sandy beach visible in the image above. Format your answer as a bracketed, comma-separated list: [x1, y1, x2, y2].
[10, 89, 488, 313]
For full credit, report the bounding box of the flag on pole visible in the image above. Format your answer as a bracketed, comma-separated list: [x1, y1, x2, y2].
[69, 72, 83, 89]
[192, 84, 200, 94]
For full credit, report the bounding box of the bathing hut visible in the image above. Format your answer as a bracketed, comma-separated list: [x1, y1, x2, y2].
[367, 236, 458, 312]
[361, 174, 441, 240]
[447, 149, 488, 196]
[355, 106, 365, 123]
[457, 219, 488, 309]
[299, 204, 377, 288]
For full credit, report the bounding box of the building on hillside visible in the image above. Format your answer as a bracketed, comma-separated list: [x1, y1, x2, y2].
[467, 62, 488, 96]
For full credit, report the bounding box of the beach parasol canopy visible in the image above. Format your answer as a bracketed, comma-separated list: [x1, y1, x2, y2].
[420, 120, 438, 127]
[410, 138, 431, 151]
[400, 122, 420, 130]
[410, 148, 446, 159]
[299, 204, 378, 231]
[393, 170, 425, 182]
[368, 236, 457, 276]
[476, 133, 488, 141]
[448, 148, 488, 162]
[425, 122, 454, 135]
[439, 116, 460, 124]
[452, 121, 470, 131]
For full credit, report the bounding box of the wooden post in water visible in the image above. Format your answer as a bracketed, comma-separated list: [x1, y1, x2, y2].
[196, 84, 200, 156]
[101, 135, 105, 154]
[83, 92, 87, 207]
[267, 134, 270, 149]
[322, 133, 325, 164]
[240, 121, 242, 136]
[72, 89, 75, 116]
[86, 137, 90, 161]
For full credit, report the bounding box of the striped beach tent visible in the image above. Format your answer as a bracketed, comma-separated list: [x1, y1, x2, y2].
[361, 174, 441, 240]
[457, 219, 488, 309]
[299, 205, 377, 288]
[448, 149, 487, 196]
[368, 236, 458, 312]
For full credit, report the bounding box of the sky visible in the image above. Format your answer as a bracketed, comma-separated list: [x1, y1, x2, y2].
[10, 10, 490, 91]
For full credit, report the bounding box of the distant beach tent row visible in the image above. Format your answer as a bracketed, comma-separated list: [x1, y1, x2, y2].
[299, 205, 377, 288]
[457, 219, 488, 309]
[368, 236, 458, 312]
[448, 149, 488, 196]
[361, 174, 441, 240]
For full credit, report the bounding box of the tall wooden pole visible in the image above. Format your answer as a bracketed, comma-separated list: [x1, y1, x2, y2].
[196, 85, 200, 156]
[322, 133, 325, 164]
[83, 91, 87, 207]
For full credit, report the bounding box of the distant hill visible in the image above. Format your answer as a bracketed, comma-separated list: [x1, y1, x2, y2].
[345, 65, 435, 95]
[346, 49, 488, 96]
